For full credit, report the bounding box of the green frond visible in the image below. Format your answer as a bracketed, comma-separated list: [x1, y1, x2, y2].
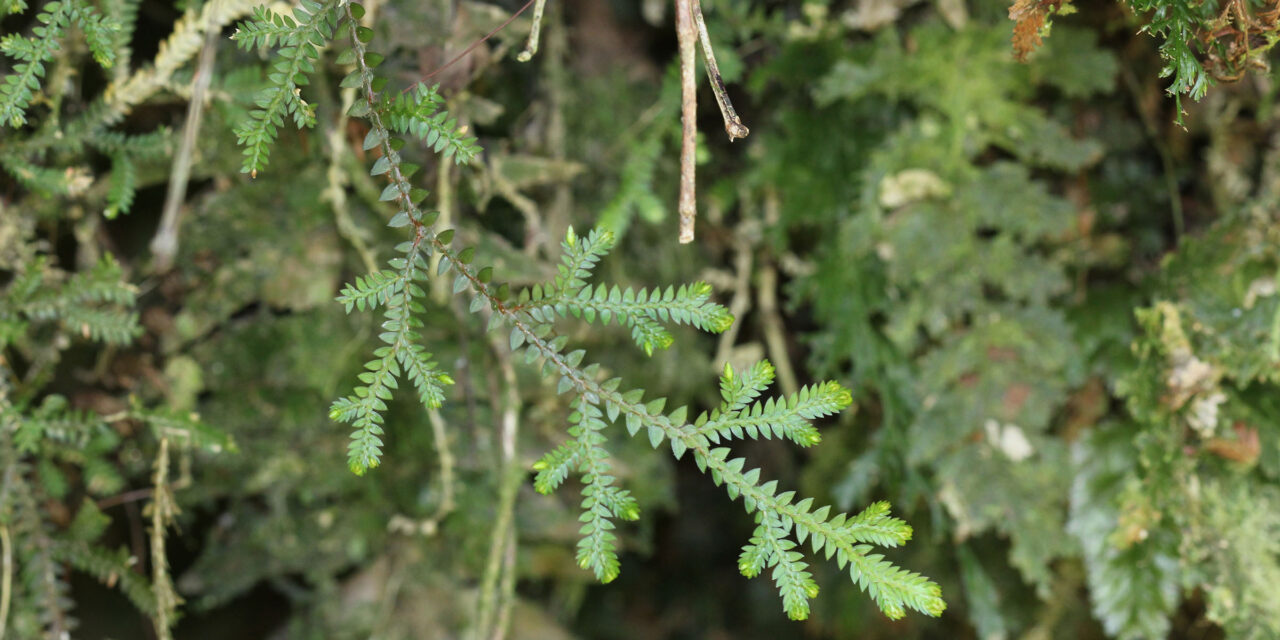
[599, 133, 665, 237]
[0, 154, 92, 195]
[19, 255, 136, 315]
[331, 238, 453, 475]
[519, 235, 733, 354]
[570, 400, 626, 583]
[719, 360, 775, 414]
[552, 226, 614, 295]
[66, 498, 110, 542]
[842, 501, 913, 548]
[131, 406, 235, 453]
[87, 127, 170, 157]
[0, 254, 140, 345]
[840, 546, 947, 619]
[104, 153, 137, 218]
[52, 540, 159, 618]
[13, 395, 106, 452]
[532, 441, 581, 494]
[231, 0, 339, 176]
[694, 375, 851, 447]
[318, 0, 944, 621]
[336, 268, 402, 312]
[0, 1, 72, 128]
[382, 83, 480, 165]
[0, 0, 117, 127]
[1128, 0, 1209, 101]
[396, 343, 450, 410]
[57, 306, 139, 344]
[745, 511, 821, 620]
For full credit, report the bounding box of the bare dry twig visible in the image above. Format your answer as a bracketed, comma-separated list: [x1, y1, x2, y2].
[676, 0, 748, 243]
[690, 0, 749, 141]
[677, 0, 699, 244]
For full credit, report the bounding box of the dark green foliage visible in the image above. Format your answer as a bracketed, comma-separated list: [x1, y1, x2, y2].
[236, 0, 945, 621]
[6, 0, 1280, 637]
[232, 0, 339, 176]
[381, 83, 480, 165]
[0, 0, 116, 127]
[1, 231, 228, 637]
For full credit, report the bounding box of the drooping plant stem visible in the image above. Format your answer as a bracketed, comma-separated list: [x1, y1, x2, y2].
[676, 0, 698, 243]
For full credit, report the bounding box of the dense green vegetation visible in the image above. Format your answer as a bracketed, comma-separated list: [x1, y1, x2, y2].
[3, 0, 1280, 637]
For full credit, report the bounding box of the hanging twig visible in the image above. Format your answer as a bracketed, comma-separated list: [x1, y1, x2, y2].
[689, 0, 748, 141]
[676, 0, 698, 244]
[472, 318, 523, 640]
[426, 408, 457, 523]
[325, 0, 383, 275]
[516, 0, 549, 62]
[149, 437, 180, 640]
[151, 28, 219, 271]
[0, 523, 10, 640]
[676, 0, 748, 243]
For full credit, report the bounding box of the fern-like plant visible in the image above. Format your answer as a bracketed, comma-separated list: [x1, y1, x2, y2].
[1, 243, 232, 638]
[0, 0, 116, 128]
[236, 0, 945, 623]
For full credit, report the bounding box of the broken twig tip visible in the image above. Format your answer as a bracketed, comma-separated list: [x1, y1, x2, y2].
[726, 121, 749, 141]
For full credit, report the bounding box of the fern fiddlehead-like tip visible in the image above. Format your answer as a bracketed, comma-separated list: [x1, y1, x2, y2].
[828, 382, 853, 409]
[709, 310, 735, 333]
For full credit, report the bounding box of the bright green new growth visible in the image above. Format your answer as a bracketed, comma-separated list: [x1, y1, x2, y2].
[1127, 0, 1213, 118]
[239, 0, 944, 622]
[232, 1, 479, 177]
[0, 0, 117, 128]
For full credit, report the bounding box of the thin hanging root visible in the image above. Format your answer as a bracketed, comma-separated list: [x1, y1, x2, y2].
[677, 0, 698, 244]
[517, 0, 548, 62]
[689, 0, 748, 141]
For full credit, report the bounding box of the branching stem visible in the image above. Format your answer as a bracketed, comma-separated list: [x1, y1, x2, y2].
[339, 0, 941, 618]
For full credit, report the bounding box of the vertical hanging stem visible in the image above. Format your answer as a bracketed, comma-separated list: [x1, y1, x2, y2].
[517, 0, 549, 61]
[0, 523, 10, 640]
[690, 0, 748, 141]
[676, 0, 698, 244]
[473, 325, 522, 640]
[150, 437, 179, 640]
[151, 28, 219, 271]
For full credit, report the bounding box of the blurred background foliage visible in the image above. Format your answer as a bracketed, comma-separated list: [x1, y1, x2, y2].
[3, 0, 1280, 637]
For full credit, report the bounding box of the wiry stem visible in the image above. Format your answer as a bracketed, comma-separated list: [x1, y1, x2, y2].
[0, 523, 9, 640]
[152, 28, 219, 271]
[150, 437, 179, 640]
[473, 328, 522, 640]
[325, 0, 383, 275]
[427, 409, 456, 521]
